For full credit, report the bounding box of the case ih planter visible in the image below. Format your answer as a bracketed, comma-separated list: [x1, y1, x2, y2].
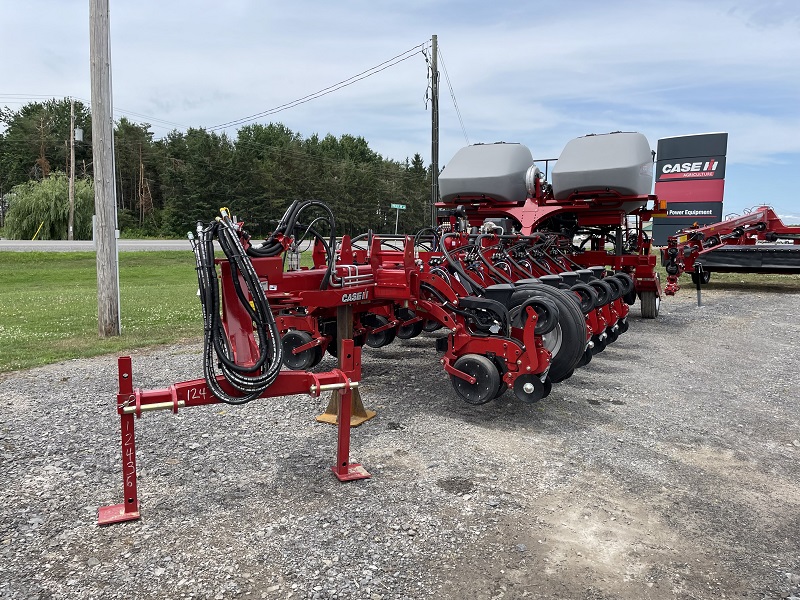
[100, 132, 674, 524]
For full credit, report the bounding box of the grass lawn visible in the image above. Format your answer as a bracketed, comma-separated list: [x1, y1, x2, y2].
[0, 251, 202, 374]
[1, 248, 798, 374]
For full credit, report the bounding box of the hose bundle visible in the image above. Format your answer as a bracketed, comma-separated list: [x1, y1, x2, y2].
[247, 199, 337, 290]
[191, 209, 283, 405]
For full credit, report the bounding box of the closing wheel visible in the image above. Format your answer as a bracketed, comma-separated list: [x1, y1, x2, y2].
[623, 287, 637, 306]
[577, 346, 593, 367]
[510, 296, 559, 335]
[551, 368, 573, 384]
[513, 374, 547, 404]
[423, 319, 443, 332]
[591, 333, 606, 354]
[364, 314, 396, 348]
[570, 283, 598, 314]
[640, 290, 660, 319]
[618, 318, 629, 334]
[588, 280, 612, 306]
[282, 330, 323, 370]
[612, 272, 635, 296]
[606, 326, 619, 344]
[603, 277, 623, 301]
[450, 354, 500, 405]
[397, 319, 425, 339]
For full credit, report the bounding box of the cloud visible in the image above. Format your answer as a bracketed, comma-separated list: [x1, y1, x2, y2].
[2, 0, 798, 216]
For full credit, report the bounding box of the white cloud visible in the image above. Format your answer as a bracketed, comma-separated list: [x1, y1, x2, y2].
[1, 0, 798, 215]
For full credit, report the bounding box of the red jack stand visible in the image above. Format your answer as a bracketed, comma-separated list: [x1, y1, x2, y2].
[98, 346, 369, 525]
[317, 306, 372, 482]
[97, 357, 141, 525]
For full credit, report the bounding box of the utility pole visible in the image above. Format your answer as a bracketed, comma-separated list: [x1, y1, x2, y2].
[90, 0, 121, 337]
[68, 98, 75, 241]
[430, 34, 440, 227]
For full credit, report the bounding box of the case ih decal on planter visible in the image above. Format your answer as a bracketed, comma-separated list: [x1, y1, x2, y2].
[342, 290, 369, 303]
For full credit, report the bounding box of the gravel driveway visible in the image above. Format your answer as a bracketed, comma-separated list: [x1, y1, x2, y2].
[1, 284, 799, 600]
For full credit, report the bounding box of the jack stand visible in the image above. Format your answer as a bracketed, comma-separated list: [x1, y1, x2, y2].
[98, 349, 369, 524]
[97, 357, 141, 525]
[695, 263, 703, 307]
[316, 304, 376, 427]
[332, 381, 371, 482]
[317, 305, 372, 481]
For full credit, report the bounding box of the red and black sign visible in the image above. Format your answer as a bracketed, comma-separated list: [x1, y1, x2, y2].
[652, 132, 728, 245]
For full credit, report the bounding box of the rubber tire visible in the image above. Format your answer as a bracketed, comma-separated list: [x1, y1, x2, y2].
[588, 280, 613, 307]
[570, 283, 598, 315]
[510, 286, 586, 384]
[510, 296, 559, 335]
[397, 320, 424, 340]
[623, 287, 638, 306]
[450, 354, 501, 405]
[282, 330, 323, 370]
[640, 291, 660, 319]
[613, 272, 635, 296]
[603, 277, 623, 302]
[691, 270, 711, 285]
[365, 315, 397, 348]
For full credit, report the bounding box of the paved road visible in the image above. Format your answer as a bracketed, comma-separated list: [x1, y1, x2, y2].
[0, 239, 201, 252]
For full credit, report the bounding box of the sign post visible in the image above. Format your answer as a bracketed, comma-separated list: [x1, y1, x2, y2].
[390, 203, 406, 234]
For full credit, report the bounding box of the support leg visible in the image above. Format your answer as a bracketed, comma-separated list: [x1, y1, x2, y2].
[332, 386, 370, 482]
[97, 357, 142, 525]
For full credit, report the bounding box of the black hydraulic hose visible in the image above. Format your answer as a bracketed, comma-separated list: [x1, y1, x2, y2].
[292, 201, 337, 289]
[190, 212, 284, 405]
[503, 243, 537, 279]
[414, 227, 440, 251]
[474, 234, 515, 284]
[441, 232, 486, 296]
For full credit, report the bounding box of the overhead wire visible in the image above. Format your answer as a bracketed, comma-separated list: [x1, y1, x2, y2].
[206, 41, 429, 131]
[437, 44, 469, 146]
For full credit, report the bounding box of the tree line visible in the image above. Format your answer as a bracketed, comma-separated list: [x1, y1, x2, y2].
[0, 98, 432, 239]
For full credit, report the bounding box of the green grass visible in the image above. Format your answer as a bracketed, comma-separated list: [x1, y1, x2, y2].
[0, 251, 202, 373]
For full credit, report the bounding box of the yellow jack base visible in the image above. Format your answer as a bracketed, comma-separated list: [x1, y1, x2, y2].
[316, 388, 376, 427]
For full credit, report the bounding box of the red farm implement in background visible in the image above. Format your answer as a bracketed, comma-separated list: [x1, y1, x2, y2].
[662, 206, 800, 295]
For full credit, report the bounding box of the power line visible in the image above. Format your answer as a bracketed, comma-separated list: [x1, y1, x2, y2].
[206, 41, 429, 131]
[2, 39, 430, 136]
[437, 44, 469, 146]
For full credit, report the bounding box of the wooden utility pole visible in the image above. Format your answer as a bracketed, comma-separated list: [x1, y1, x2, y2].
[90, 0, 121, 337]
[68, 99, 75, 241]
[430, 34, 440, 227]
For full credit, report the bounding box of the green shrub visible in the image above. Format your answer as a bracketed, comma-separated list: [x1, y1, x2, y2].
[4, 173, 94, 240]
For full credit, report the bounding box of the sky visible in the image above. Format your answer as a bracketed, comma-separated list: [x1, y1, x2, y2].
[1, 0, 799, 220]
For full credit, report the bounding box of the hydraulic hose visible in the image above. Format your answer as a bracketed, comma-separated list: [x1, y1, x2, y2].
[190, 210, 284, 405]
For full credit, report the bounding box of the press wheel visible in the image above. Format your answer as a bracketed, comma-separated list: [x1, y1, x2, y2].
[450, 354, 500, 405]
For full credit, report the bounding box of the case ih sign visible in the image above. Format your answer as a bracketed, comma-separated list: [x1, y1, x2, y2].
[652, 132, 728, 245]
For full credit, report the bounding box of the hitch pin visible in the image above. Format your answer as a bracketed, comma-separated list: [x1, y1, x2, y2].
[122, 400, 186, 415]
[309, 381, 360, 395]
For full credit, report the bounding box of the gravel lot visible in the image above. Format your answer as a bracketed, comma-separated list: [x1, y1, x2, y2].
[1, 284, 799, 600]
